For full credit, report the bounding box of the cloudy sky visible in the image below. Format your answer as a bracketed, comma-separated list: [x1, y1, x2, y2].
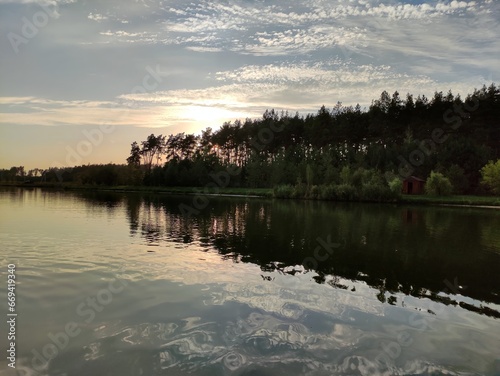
[0, 0, 498, 169]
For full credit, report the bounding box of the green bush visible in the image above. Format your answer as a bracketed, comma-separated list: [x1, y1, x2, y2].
[388, 178, 402, 196]
[307, 185, 320, 199]
[361, 184, 397, 201]
[275, 172, 401, 202]
[425, 171, 453, 196]
[319, 184, 337, 200]
[335, 184, 357, 201]
[480, 160, 500, 195]
[273, 184, 294, 198]
[293, 183, 307, 198]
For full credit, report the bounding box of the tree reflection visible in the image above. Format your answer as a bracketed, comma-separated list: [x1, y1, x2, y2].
[80, 191, 500, 318]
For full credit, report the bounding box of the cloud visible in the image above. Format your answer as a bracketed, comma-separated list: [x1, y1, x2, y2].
[1, 0, 497, 171]
[0, 95, 254, 131]
[118, 59, 488, 118]
[88, 12, 108, 22]
[153, 0, 492, 55]
[185, 46, 223, 53]
[72, 0, 494, 70]
[0, 97, 135, 127]
[1, 0, 498, 133]
[0, 0, 74, 3]
[0, 96, 38, 104]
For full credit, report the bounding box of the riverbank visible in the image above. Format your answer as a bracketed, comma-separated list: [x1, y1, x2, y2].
[2, 182, 500, 207]
[400, 194, 500, 207]
[0, 182, 274, 198]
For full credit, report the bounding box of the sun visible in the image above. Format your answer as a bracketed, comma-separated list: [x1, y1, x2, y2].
[185, 105, 248, 126]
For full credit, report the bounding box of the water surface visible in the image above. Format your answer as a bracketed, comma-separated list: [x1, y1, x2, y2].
[1, 188, 500, 375]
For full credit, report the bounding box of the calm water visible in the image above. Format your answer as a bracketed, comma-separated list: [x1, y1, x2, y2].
[1, 187, 500, 376]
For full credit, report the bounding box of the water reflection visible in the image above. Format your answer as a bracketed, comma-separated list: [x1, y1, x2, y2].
[2, 188, 500, 376]
[76, 191, 500, 318]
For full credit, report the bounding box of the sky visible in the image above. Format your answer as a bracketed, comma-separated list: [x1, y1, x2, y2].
[0, 0, 498, 170]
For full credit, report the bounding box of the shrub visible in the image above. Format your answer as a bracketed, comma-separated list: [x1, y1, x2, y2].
[293, 183, 307, 198]
[319, 184, 337, 200]
[388, 178, 402, 197]
[275, 177, 400, 202]
[480, 160, 500, 195]
[361, 184, 396, 201]
[425, 171, 453, 196]
[307, 185, 320, 199]
[273, 185, 294, 198]
[335, 184, 357, 201]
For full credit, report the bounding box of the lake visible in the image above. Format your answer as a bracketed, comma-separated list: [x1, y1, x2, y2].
[1, 187, 500, 376]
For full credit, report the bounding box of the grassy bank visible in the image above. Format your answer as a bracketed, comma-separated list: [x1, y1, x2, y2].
[2, 182, 499, 207]
[101, 185, 274, 197]
[400, 194, 500, 207]
[0, 182, 274, 198]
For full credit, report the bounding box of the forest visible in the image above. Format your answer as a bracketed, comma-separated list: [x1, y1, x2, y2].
[2, 84, 500, 201]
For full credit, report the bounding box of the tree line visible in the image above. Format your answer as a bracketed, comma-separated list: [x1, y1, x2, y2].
[2, 84, 499, 198]
[123, 84, 500, 197]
